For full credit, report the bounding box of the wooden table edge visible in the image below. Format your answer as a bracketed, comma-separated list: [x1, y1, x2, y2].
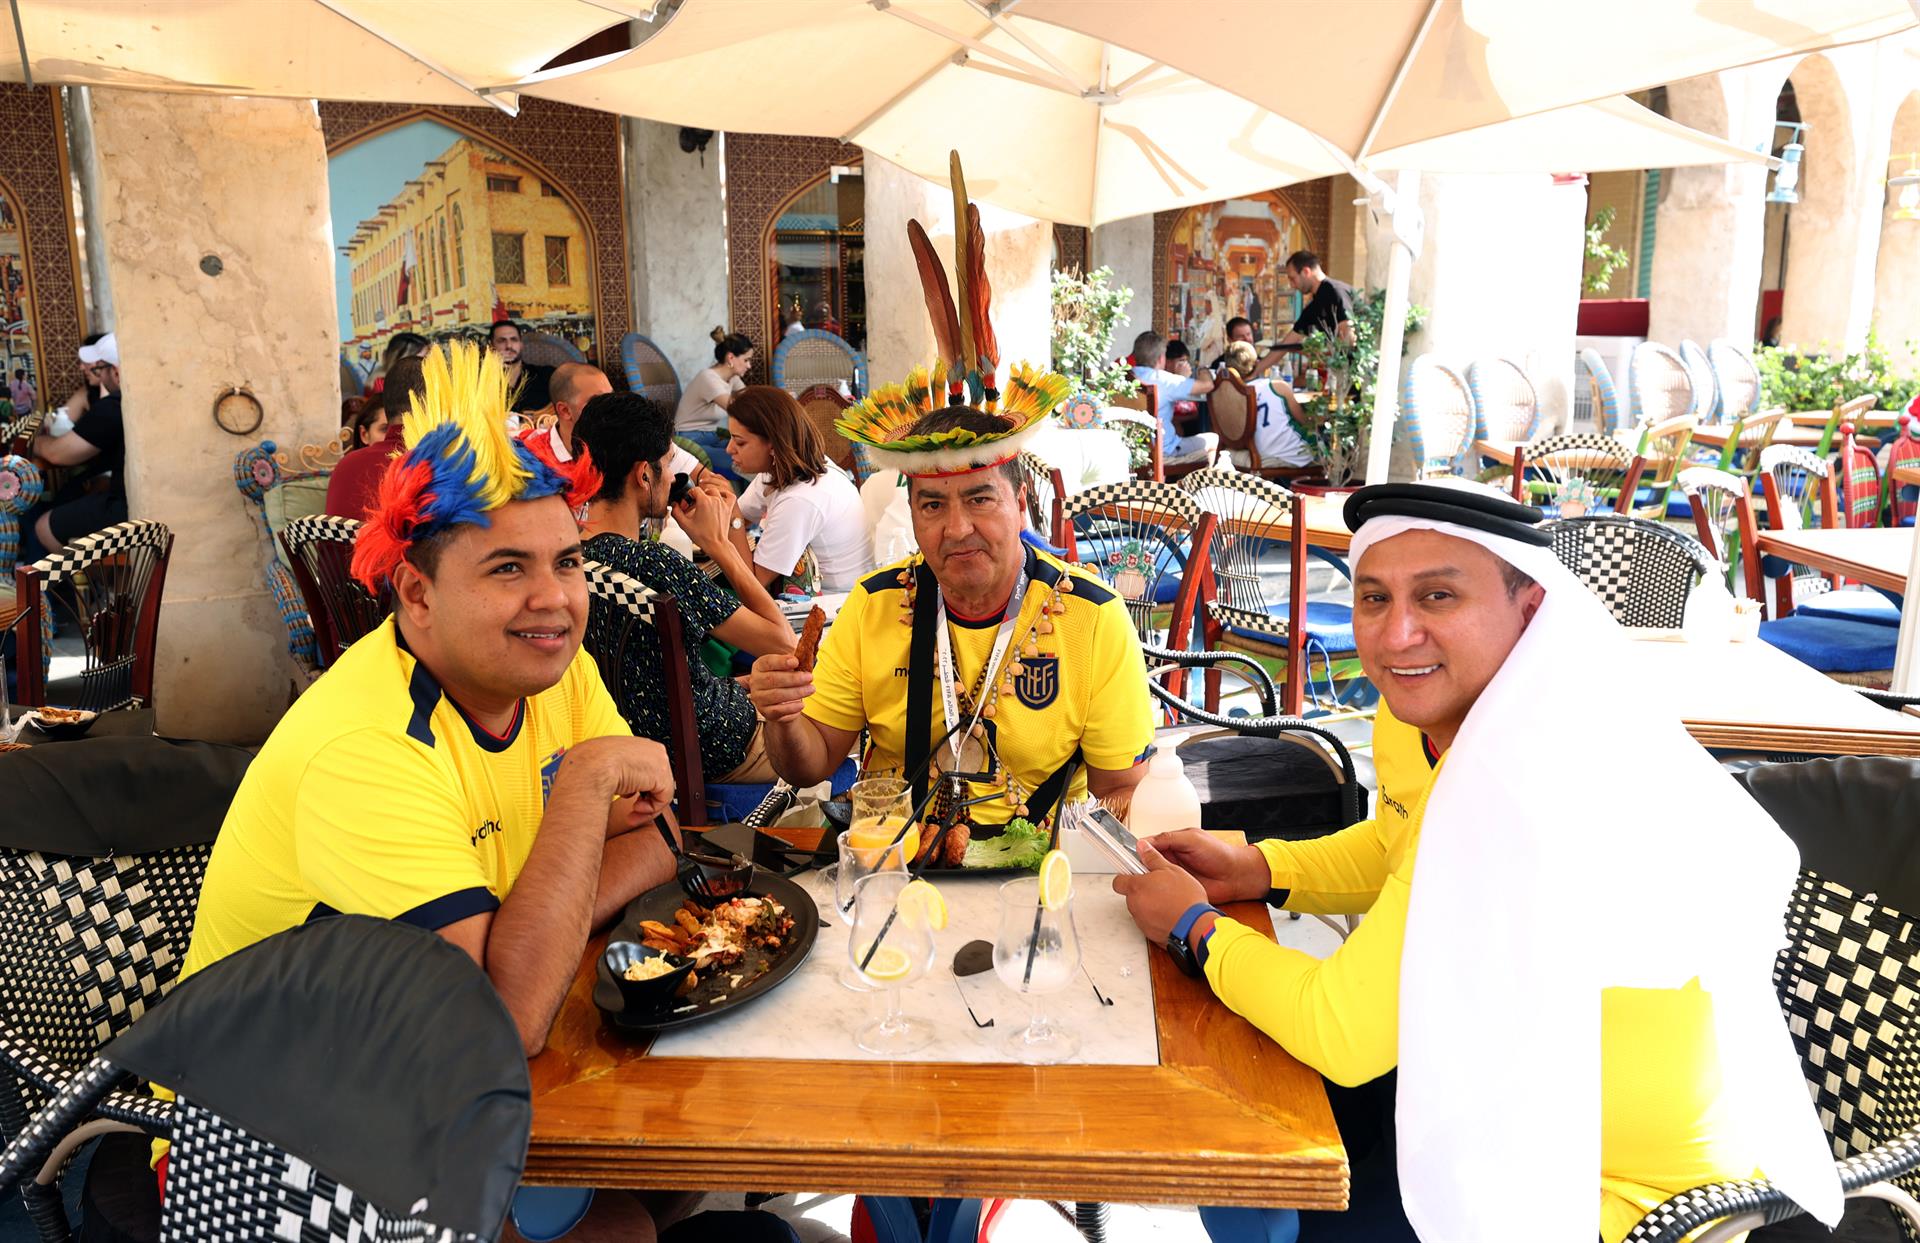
[1752, 532, 1909, 594]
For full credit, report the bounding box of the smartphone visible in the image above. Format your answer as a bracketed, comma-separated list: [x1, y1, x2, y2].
[1074, 804, 1149, 876]
[667, 471, 693, 510]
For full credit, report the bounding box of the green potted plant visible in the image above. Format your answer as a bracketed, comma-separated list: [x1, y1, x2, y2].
[1294, 290, 1427, 487]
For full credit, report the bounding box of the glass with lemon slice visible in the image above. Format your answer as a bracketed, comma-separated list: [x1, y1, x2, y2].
[991, 850, 1082, 1064]
[847, 871, 944, 1054]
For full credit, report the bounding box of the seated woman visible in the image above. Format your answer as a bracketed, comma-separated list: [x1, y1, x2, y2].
[718, 387, 872, 593]
[1225, 340, 1322, 471]
[345, 397, 387, 449]
[675, 329, 753, 482]
[573, 393, 795, 785]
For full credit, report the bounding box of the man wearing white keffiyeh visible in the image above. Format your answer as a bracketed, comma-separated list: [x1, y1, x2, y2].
[1115, 479, 1841, 1241]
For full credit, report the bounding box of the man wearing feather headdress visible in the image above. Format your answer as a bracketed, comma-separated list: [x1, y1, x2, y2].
[747, 154, 1157, 853]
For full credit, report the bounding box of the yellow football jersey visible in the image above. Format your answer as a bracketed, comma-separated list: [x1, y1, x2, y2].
[805, 547, 1155, 822]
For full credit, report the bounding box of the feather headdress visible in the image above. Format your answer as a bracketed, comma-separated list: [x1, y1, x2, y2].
[352, 340, 600, 590]
[841, 150, 1068, 476]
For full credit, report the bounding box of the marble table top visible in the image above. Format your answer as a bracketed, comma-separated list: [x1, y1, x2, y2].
[649, 869, 1160, 1066]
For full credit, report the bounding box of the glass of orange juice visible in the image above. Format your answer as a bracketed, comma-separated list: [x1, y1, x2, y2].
[847, 776, 917, 867]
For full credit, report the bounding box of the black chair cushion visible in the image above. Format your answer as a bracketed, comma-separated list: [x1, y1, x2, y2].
[1183, 735, 1353, 842]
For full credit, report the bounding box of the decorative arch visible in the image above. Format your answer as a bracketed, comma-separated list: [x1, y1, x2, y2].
[0, 172, 47, 412]
[757, 155, 865, 357]
[319, 100, 629, 368]
[0, 85, 83, 397]
[1874, 90, 1920, 369]
[1775, 54, 1864, 347]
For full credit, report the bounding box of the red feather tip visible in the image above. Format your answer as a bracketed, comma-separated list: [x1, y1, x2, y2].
[514, 426, 602, 514]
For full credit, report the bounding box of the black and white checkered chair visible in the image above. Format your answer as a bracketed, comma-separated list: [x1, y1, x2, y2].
[1061, 480, 1204, 647]
[0, 916, 530, 1243]
[1543, 514, 1715, 629]
[1627, 757, 1920, 1241]
[1516, 432, 1635, 515]
[280, 514, 391, 668]
[11, 519, 173, 712]
[0, 735, 250, 1241]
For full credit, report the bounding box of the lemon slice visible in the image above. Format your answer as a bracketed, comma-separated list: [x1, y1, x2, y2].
[1037, 848, 1072, 911]
[898, 879, 949, 931]
[860, 944, 913, 982]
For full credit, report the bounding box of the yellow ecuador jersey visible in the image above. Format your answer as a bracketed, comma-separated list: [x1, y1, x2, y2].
[1204, 703, 1762, 1241]
[805, 547, 1155, 823]
[180, 616, 630, 983]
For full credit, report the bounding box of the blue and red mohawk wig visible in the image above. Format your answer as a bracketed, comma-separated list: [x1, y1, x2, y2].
[351, 340, 600, 591]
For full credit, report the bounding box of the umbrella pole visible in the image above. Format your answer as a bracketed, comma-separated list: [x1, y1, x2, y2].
[1365, 169, 1422, 486]
[1894, 532, 1920, 694]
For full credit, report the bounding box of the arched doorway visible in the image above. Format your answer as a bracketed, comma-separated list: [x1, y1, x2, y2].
[1874, 91, 1920, 369]
[763, 166, 865, 354]
[1770, 55, 1862, 348]
[0, 177, 44, 420]
[1163, 190, 1310, 364]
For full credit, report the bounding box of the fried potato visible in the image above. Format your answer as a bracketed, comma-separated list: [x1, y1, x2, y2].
[794, 605, 826, 671]
[638, 919, 677, 939]
[673, 908, 702, 936]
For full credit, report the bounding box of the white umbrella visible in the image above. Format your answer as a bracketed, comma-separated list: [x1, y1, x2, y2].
[512, 0, 1763, 226]
[0, 0, 649, 113]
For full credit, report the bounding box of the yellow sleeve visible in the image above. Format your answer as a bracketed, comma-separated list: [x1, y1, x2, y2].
[804, 584, 869, 734]
[1080, 594, 1155, 770]
[1203, 867, 1408, 1087]
[1256, 821, 1390, 916]
[291, 730, 500, 928]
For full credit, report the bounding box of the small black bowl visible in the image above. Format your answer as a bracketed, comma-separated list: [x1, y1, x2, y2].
[603, 940, 696, 1014]
[29, 709, 97, 741]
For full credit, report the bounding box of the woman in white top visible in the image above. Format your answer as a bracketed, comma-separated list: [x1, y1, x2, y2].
[675, 329, 753, 480]
[715, 386, 873, 592]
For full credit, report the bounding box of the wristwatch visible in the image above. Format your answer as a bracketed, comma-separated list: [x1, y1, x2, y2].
[1166, 902, 1221, 979]
[730, 517, 745, 531]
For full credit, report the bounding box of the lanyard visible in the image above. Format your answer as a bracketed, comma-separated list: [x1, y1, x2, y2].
[934, 569, 1029, 769]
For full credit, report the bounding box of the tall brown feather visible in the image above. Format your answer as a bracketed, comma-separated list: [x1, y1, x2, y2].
[907, 219, 963, 370]
[964, 202, 999, 373]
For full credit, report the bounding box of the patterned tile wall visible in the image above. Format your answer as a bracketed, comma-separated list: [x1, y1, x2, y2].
[0, 84, 86, 394]
[319, 99, 630, 368]
[724, 133, 861, 385]
[1150, 178, 1334, 334]
[1053, 224, 1088, 274]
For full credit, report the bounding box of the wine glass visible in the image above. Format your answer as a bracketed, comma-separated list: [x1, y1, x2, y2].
[992, 876, 1081, 1064]
[827, 827, 910, 991]
[846, 870, 937, 1055]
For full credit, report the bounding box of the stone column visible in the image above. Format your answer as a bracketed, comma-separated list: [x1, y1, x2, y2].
[623, 119, 730, 384]
[1874, 92, 1920, 370]
[1775, 50, 1885, 351]
[86, 89, 341, 743]
[1089, 213, 1154, 359]
[862, 152, 1051, 390]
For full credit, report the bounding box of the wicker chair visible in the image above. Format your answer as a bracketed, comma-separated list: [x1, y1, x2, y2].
[1731, 489, 1896, 682]
[771, 329, 866, 398]
[1716, 410, 1792, 482]
[1578, 348, 1626, 435]
[1837, 426, 1883, 529]
[1681, 466, 1751, 594]
[1753, 447, 1899, 629]
[1399, 356, 1475, 478]
[797, 383, 857, 476]
[1467, 358, 1541, 442]
[1017, 450, 1068, 551]
[1707, 340, 1763, 424]
[0, 453, 45, 636]
[0, 916, 529, 1243]
[1678, 339, 1720, 424]
[1178, 468, 1358, 716]
[1105, 387, 1168, 482]
[1630, 343, 1695, 432]
[0, 736, 250, 1242]
[1061, 480, 1209, 652]
[1884, 423, 1920, 528]
[1627, 757, 1920, 1242]
[1623, 415, 1696, 522]
[233, 436, 347, 680]
[11, 520, 173, 713]
[1515, 432, 1636, 516]
[280, 514, 391, 669]
[1542, 514, 1715, 629]
[618, 331, 683, 412]
[1210, 370, 1317, 482]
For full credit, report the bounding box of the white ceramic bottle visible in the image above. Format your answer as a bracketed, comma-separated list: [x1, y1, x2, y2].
[1127, 747, 1202, 836]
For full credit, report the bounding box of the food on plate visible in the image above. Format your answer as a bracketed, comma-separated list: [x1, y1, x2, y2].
[793, 605, 826, 671]
[635, 895, 796, 973]
[933, 821, 969, 867]
[0, 743, 29, 754]
[960, 817, 1049, 870]
[34, 707, 93, 725]
[622, 955, 683, 982]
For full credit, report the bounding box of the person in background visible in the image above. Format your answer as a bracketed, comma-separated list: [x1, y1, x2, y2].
[1164, 339, 1193, 377]
[1130, 331, 1218, 468]
[780, 303, 806, 340]
[1224, 340, 1319, 471]
[490, 320, 554, 414]
[713, 386, 871, 592]
[25, 332, 124, 558]
[326, 356, 427, 521]
[675, 330, 752, 482]
[1164, 340, 1203, 437]
[366, 332, 429, 399]
[572, 392, 795, 786]
[1279, 251, 1356, 349]
[1210, 315, 1287, 377]
[347, 397, 388, 450]
[9, 367, 33, 417]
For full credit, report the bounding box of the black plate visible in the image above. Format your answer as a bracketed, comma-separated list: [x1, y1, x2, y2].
[593, 870, 818, 1033]
[28, 711, 97, 741]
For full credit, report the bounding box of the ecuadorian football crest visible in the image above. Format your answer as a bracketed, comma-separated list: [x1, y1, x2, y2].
[1014, 655, 1060, 709]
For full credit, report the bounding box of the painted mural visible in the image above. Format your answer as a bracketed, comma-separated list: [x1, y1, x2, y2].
[328, 118, 596, 387]
[1164, 192, 1309, 363]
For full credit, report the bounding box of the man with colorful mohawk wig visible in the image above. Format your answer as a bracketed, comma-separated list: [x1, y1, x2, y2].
[748, 150, 1157, 866]
[166, 341, 696, 1241]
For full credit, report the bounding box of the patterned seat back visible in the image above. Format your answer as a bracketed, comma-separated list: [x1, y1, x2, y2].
[1679, 465, 1747, 577]
[1017, 450, 1067, 550]
[1758, 445, 1839, 609]
[12, 520, 173, 712]
[1399, 356, 1475, 477]
[618, 332, 683, 412]
[1882, 424, 1920, 528]
[1577, 348, 1625, 435]
[0, 454, 45, 583]
[1626, 416, 1696, 520]
[1724, 411, 1791, 480]
[772, 330, 866, 398]
[1208, 372, 1256, 451]
[1708, 340, 1762, 423]
[1838, 430, 1882, 529]
[1061, 480, 1201, 645]
[1520, 433, 1634, 517]
[1543, 514, 1714, 628]
[280, 515, 391, 668]
[1466, 358, 1540, 441]
[1630, 343, 1694, 431]
[1678, 340, 1719, 423]
[1178, 468, 1306, 635]
[233, 438, 348, 679]
[580, 560, 710, 821]
[797, 384, 856, 475]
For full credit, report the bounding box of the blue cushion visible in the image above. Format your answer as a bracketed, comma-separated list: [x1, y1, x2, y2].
[1664, 494, 1694, 521]
[706, 757, 857, 823]
[1794, 591, 1901, 629]
[1226, 600, 1355, 652]
[1757, 616, 1898, 673]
